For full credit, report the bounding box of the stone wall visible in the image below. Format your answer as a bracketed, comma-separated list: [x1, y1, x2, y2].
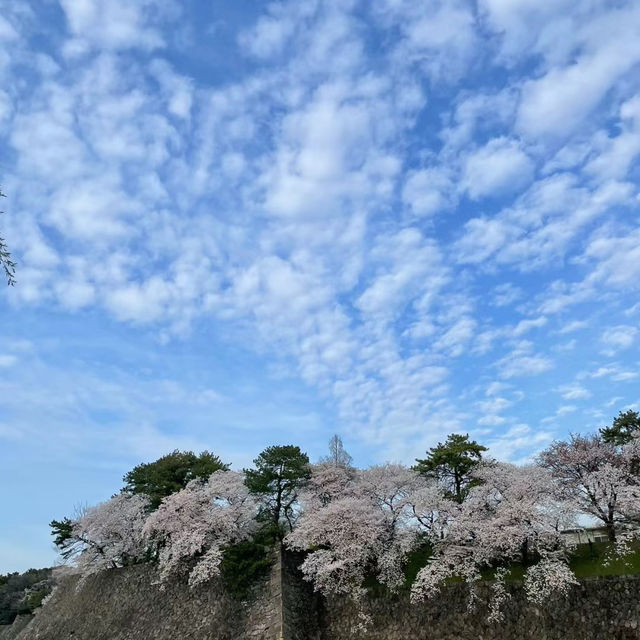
[0, 615, 33, 640]
[11, 558, 281, 640]
[320, 575, 640, 640]
[281, 550, 322, 640]
[4, 552, 640, 640]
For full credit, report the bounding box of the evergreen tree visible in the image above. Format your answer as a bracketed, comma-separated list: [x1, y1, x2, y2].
[123, 450, 229, 509]
[600, 410, 640, 446]
[244, 445, 311, 537]
[414, 433, 487, 503]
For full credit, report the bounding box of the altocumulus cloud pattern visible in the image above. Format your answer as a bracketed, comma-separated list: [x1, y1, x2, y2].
[1, 0, 640, 483]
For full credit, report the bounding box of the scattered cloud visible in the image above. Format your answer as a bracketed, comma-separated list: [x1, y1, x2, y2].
[558, 383, 591, 401]
[1, 0, 640, 571]
[461, 137, 534, 200]
[601, 325, 638, 354]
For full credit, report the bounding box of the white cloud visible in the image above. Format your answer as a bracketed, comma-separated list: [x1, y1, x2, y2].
[558, 320, 588, 334]
[373, 0, 478, 82]
[59, 0, 168, 52]
[261, 78, 402, 218]
[356, 229, 447, 320]
[601, 325, 638, 353]
[584, 95, 640, 181]
[477, 396, 512, 414]
[461, 137, 534, 200]
[456, 173, 633, 271]
[497, 344, 554, 379]
[1, 0, 639, 475]
[478, 0, 576, 62]
[582, 229, 640, 290]
[516, 6, 640, 140]
[238, 3, 302, 59]
[556, 405, 577, 416]
[402, 167, 456, 217]
[558, 383, 590, 400]
[486, 423, 553, 463]
[492, 283, 523, 307]
[433, 317, 476, 357]
[512, 316, 547, 337]
[455, 217, 513, 264]
[586, 365, 639, 382]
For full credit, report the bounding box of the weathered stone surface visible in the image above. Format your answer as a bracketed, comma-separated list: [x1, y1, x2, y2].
[282, 550, 322, 640]
[4, 553, 640, 640]
[321, 575, 640, 640]
[0, 615, 33, 640]
[12, 560, 280, 640]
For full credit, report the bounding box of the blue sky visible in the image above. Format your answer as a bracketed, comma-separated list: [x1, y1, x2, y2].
[1, 0, 639, 572]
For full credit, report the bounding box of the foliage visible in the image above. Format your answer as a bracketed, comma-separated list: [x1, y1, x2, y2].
[600, 410, 640, 446]
[300, 463, 356, 511]
[537, 433, 635, 541]
[123, 450, 229, 509]
[522, 559, 578, 606]
[42, 413, 640, 624]
[72, 493, 151, 579]
[287, 496, 392, 599]
[395, 540, 640, 588]
[0, 188, 16, 286]
[319, 434, 353, 468]
[244, 445, 311, 536]
[410, 463, 577, 619]
[49, 517, 77, 561]
[143, 470, 258, 587]
[0, 568, 53, 625]
[414, 433, 488, 503]
[287, 464, 429, 599]
[219, 538, 272, 600]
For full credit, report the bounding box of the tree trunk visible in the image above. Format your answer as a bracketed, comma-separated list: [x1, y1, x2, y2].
[454, 470, 463, 504]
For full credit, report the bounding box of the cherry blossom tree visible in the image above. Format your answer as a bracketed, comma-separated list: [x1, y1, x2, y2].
[405, 480, 454, 542]
[538, 434, 630, 541]
[356, 464, 423, 530]
[411, 463, 578, 619]
[608, 435, 640, 553]
[299, 462, 356, 511]
[287, 464, 427, 598]
[522, 558, 578, 607]
[69, 493, 151, 580]
[143, 470, 259, 587]
[287, 496, 388, 599]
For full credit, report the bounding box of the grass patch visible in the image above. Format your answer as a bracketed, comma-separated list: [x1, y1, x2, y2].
[569, 541, 640, 578]
[396, 540, 640, 591]
[403, 543, 434, 587]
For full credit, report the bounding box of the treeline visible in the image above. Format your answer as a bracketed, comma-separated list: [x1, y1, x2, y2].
[47, 410, 640, 622]
[0, 568, 53, 626]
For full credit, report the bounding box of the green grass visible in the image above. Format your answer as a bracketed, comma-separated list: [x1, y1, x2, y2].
[397, 540, 640, 590]
[360, 539, 640, 599]
[568, 541, 640, 578]
[403, 543, 434, 586]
